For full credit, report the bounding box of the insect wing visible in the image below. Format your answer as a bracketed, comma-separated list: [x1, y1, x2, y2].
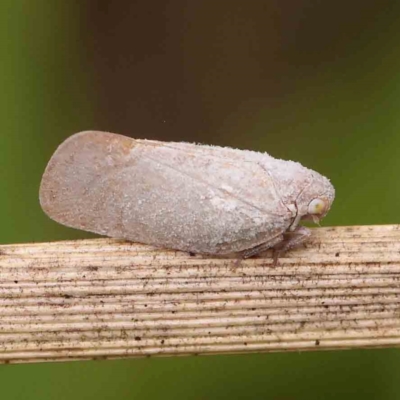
[40, 131, 292, 253]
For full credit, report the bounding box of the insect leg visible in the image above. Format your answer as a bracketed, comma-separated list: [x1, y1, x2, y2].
[272, 226, 311, 264]
[241, 234, 284, 259]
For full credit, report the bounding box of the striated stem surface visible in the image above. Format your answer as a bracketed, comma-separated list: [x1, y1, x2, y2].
[0, 225, 399, 363]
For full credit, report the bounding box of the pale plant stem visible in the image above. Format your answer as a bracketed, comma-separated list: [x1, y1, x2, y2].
[0, 224, 399, 364]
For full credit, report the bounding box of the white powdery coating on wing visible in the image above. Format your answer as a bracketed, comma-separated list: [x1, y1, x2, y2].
[113, 142, 292, 253]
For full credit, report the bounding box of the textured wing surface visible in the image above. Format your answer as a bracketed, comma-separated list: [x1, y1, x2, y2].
[40, 131, 292, 253]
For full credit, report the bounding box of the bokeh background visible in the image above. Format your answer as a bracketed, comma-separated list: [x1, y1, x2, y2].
[1, 1, 400, 399]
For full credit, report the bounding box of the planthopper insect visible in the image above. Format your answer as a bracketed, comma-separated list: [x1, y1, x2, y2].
[39, 131, 334, 260]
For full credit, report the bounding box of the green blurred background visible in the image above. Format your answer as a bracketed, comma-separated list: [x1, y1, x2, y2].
[1, 1, 400, 399]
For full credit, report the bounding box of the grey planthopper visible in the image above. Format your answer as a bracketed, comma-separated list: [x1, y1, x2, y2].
[39, 131, 335, 261]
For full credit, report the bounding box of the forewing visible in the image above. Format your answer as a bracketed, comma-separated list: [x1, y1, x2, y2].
[40, 131, 292, 253]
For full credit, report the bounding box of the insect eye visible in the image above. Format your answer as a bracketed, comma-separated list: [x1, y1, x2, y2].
[308, 198, 326, 215]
